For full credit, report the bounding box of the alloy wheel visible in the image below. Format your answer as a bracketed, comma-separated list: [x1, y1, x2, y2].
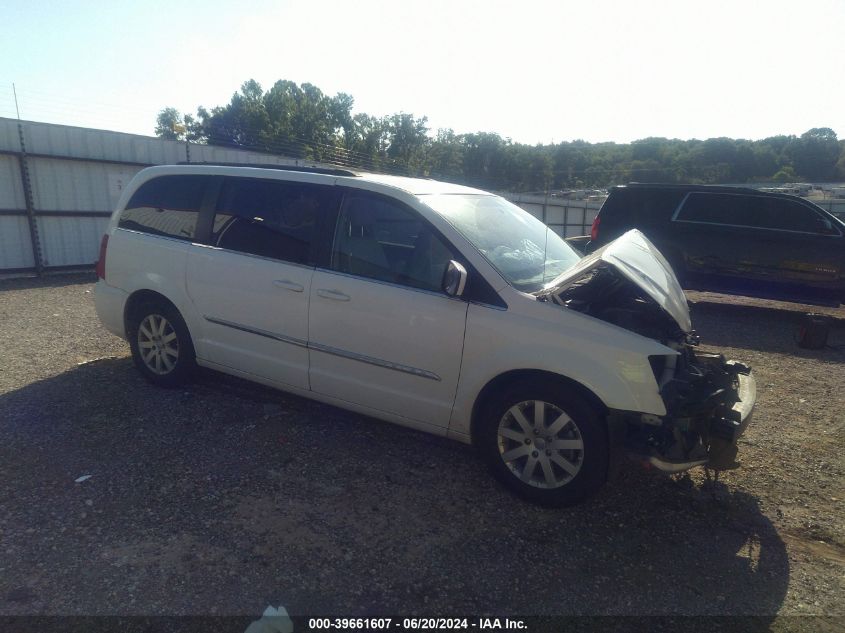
[497, 400, 584, 489]
[137, 314, 179, 375]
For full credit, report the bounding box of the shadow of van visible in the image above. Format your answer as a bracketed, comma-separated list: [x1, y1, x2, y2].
[0, 358, 790, 621]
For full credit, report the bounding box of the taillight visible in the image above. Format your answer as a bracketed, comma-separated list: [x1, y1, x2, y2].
[590, 214, 601, 241]
[95, 234, 109, 280]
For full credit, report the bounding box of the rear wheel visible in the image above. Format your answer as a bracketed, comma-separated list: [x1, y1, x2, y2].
[477, 380, 608, 506]
[128, 301, 196, 387]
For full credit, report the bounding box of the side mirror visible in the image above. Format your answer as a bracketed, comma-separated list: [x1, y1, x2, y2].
[442, 260, 468, 297]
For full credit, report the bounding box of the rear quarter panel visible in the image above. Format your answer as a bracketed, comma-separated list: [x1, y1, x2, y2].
[102, 228, 198, 335]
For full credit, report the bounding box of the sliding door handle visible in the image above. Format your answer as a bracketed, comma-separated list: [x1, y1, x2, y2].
[316, 289, 350, 301]
[273, 279, 304, 293]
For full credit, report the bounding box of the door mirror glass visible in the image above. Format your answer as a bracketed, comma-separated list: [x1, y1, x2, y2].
[442, 260, 468, 297]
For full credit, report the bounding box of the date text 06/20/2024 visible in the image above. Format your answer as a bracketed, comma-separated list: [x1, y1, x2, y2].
[307, 618, 527, 630]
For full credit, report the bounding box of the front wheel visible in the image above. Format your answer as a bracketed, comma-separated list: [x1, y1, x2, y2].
[128, 301, 196, 387]
[477, 381, 608, 506]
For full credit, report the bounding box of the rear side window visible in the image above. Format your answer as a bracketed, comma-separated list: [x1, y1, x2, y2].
[676, 193, 837, 234]
[756, 198, 838, 233]
[119, 175, 207, 240]
[212, 178, 340, 265]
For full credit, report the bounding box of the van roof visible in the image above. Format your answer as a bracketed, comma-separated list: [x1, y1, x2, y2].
[152, 163, 489, 196]
[351, 172, 488, 195]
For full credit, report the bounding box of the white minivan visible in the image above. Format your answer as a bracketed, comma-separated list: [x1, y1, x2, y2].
[94, 164, 756, 505]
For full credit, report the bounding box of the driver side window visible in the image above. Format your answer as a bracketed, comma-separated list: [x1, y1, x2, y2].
[331, 193, 454, 292]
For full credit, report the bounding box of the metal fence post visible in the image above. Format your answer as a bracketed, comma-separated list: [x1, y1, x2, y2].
[542, 191, 548, 225]
[563, 204, 569, 238]
[16, 122, 43, 275]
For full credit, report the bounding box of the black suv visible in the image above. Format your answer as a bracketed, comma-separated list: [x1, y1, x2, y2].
[586, 183, 845, 306]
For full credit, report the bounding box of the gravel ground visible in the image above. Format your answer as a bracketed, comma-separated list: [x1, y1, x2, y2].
[0, 274, 843, 625]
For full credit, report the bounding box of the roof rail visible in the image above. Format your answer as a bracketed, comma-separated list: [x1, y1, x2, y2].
[625, 182, 757, 192]
[176, 162, 359, 177]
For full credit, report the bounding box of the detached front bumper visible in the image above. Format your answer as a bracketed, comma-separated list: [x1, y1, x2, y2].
[731, 368, 756, 435]
[620, 358, 757, 474]
[706, 367, 756, 468]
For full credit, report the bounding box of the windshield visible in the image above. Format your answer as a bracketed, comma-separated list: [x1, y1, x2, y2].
[420, 194, 582, 292]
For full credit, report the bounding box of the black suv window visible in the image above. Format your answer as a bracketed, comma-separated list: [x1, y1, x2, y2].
[676, 192, 837, 234]
[675, 193, 758, 226]
[331, 193, 454, 292]
[605, 188, 685, 226]
[212, 178, 340, 265]
[755, 198, 837, 234]
[119, 175, 207, 240]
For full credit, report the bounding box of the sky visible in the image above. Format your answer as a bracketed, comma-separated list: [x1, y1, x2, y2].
[0, 0, 842, 145]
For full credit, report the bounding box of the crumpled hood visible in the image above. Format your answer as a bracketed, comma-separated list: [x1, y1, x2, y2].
[538, 229, 692, 333]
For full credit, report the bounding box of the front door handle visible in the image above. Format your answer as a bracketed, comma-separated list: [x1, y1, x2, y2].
[273, 279, 304, 293]
[316, 289, 350, 301]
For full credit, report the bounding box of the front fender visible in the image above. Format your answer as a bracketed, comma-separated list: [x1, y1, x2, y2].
[449, 301, 672, 436]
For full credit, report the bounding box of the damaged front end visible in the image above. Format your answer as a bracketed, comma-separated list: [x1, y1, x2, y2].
[628, 349, 755, 472]
[538, 229, 756, 473]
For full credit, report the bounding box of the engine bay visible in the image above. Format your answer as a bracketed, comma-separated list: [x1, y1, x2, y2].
[541, 263, 686, 343]
[540, 263, 753, 471]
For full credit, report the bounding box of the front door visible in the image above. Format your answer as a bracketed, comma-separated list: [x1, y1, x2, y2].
[307, 192, 468, 428]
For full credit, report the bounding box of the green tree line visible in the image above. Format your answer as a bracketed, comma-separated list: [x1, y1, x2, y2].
[157, 79, 845, 192]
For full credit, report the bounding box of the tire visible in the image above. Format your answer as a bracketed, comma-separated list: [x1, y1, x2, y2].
[477, 380, 608, 506]
[128, 300, 196, 387]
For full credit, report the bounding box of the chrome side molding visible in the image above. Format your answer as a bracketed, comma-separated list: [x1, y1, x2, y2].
[204, 316, 441, 382]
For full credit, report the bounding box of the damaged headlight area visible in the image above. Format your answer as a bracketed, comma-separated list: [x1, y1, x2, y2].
[624, 348, 755, 472]
[537, 232, 756, 475]
[543, 264, 755, 473]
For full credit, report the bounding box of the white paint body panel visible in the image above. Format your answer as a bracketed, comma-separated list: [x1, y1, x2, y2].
[448, 289, 675, 437]
[95, 165, 684, 447]
[99, 228, 198, 335]
[93, 280, 128, 338]
[198, 358, 449, 438]
[308, 269, 468, 427]
[185, 244, 313, 390]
